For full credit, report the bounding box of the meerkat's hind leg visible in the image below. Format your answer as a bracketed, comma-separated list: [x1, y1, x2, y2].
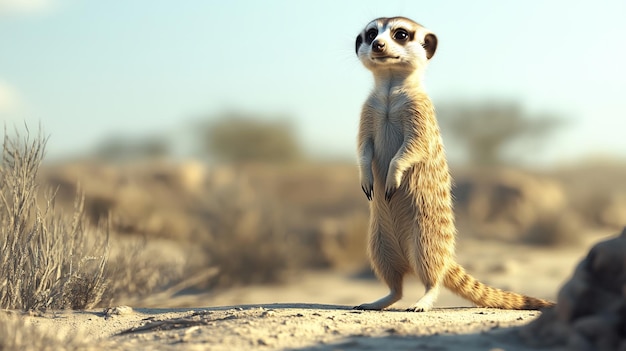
[354, 268, 404, 310]
[406, 283, 441, 312]
[354, 289, 402, 310]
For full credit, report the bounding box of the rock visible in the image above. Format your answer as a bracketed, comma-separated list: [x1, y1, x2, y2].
[520, 227, 626, 350]
[103, 306, 134, 317]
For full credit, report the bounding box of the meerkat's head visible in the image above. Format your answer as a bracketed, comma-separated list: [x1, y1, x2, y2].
[355, 17, 437, 74]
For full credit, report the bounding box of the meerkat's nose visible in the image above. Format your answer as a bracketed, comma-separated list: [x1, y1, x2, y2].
[372, 39, 385, 53]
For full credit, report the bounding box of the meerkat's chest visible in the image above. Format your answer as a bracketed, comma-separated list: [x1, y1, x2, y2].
[368, 91, 408, 142]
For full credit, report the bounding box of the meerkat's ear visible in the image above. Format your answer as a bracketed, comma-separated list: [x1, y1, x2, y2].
[355, 34, 363, 56]
[423, 33, 437, 60]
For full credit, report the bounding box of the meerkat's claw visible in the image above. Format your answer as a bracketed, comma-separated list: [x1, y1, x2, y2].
[385, 187, 396, 201]
[406, 307, 427, 312]
[362, 184, 373, 200]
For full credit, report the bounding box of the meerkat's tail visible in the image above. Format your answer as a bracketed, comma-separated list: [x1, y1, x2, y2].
[443, 262, 555, 310]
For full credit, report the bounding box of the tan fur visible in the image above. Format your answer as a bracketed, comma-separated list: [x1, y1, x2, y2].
[354, 17, 555, 311]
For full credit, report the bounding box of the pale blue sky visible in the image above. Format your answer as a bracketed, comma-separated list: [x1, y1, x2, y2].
[0, 0, 625, 164]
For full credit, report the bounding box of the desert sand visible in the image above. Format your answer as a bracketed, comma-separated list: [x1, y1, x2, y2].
[16, 236, 602, 351]
[24, 305, 546, 351]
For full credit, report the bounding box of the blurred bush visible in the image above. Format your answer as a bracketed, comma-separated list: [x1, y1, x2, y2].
[438, 101, 564, 166]
[453, 167, 583, 246]
[197, 113, 303, 164]
[94, 134, 170, 162]
[41, 160, 370, 297]
[0, 129, 203, 310]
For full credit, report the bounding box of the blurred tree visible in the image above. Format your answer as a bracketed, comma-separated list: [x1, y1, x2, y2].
[437, 101, 565, 166]
[94, 135, 169, 161]
[198, 112, 303, 164]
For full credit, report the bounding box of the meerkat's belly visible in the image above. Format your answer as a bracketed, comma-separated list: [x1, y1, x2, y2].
[371, 120, 421, 239]
[372, 120, 403, 186]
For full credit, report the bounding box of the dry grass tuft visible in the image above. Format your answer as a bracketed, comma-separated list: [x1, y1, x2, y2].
[0, 130, 109, 310]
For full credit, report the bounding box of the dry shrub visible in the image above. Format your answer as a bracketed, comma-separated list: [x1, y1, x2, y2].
[235, 163, 370, 269]
[44, 160, 211, 242]
[0, 130, 108, 310]
[201, 172, 292, 287]
[199, 164, 365, 283]
[41, 161, 369, 292]
[101, 237, 191, 305]
[42, 161, 290, 292]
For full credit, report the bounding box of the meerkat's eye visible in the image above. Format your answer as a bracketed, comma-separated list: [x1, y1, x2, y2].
[393, 29, 409, 41]
[366, 28, 378, 42]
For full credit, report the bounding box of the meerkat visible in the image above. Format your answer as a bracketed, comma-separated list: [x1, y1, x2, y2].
[354, 16, 555, 312]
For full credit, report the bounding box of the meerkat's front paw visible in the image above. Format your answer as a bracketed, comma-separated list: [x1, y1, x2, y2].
[384, 162, 404, 201]
[384, 186, 397, 201]
[359, 166, 374, 201]
[384, 175, 401, 201]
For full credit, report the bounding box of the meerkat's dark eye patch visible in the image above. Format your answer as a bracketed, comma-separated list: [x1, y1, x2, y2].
[393, 28, 410, 41]
[365, 28, 378, 44]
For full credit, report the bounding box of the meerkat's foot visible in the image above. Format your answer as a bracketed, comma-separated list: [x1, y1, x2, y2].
[354, 291, 401, 310]
[406, 302, 432, 312]
[406, 285, 440, 312]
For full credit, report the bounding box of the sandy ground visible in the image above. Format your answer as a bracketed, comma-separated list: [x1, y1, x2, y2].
[26, 305, 547, 351]
[16, 237, 601, 351]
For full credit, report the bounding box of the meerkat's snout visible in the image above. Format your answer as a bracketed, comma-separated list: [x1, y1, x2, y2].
[372, 39, 386, 54]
